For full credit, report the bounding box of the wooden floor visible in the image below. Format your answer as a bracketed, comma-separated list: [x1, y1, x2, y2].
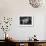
[0, 42, 16, 46]
[0, 40, 46, 46]
[0, 40, 16, 46]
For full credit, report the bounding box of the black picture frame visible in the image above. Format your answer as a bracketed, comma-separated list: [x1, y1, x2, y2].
[19, 16, 33, 26]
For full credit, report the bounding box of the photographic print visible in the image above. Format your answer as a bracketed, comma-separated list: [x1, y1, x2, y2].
[19, 16, 33, 26]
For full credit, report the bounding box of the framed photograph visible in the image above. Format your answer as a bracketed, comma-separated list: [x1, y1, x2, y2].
[19, 16, 33, 26]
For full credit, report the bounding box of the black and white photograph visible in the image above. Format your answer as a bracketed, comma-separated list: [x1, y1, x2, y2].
[20, 16, 33, 26]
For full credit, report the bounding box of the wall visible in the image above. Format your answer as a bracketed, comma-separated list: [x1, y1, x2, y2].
[0, 15, 45, 40]
[8, 15, 45, 40]
[44, 16, 46, 40]
[0, 0, 46, 40]
[0, 0, 46, 16]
